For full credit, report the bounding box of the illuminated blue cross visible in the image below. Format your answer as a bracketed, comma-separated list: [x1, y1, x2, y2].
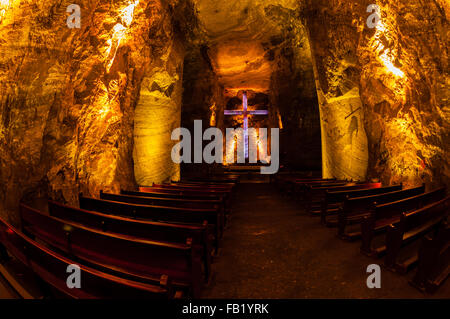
[224, 92, 269, 158]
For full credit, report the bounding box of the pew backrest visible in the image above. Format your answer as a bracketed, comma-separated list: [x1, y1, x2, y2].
[385, 197, 450, 270]
[122, 189, 223, 201]
[0, 217, 171, 299]
[20, 204, 203, 296]
[101, 191, 222, 211]
[48, 200, 213, 277]
[327, 184, 402, 204]
[79, 196, 223, 242]
[373, 188, 447, 221]
[344, 185, 426, 214]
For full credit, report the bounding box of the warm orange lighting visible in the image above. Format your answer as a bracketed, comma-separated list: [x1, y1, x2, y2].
[106, 23, 127, 72]
[225, 137, 237, 165]
[105, 1, 140, 72]
[277, 112, 283, 130]
[0, 0, 14, 23]
[98, 104, 111, 118]
[212, 41, 272, 93]
[121, 0, 139, 26]
[210, 103, 217, 126]
[372, 21, 405, 78]
[379, 51, 404, 77]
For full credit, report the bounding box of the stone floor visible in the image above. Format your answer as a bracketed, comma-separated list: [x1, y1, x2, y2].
[202, 183, 450, 299]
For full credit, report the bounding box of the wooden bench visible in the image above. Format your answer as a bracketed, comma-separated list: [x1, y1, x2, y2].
[149, 184, 233, 193]
[292, 180, 347, 200]
[138, 186, 232, 214]
[360, 188, 447, 256]
[275, 177, 336, 194]
[338, 185, 426, 240]
[321, 185, 403, 225]
[101, 191, 224, 212]
[177, 176, 240, 184]
[384, 197, 449, 273]
[20, 204, 203, 297]
[48, 200, 213, 279]
[171, 180, 236, 187]
[305, 183, 381, 214]
[0, 217, 173, 299]
[410, 222, 450, 293]
[172, 181, 236, 189]
[123, 189, 223, 201]
[79, 195, 224, 248]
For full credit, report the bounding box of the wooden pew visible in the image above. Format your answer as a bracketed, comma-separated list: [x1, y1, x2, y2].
[123, 189, 223, 201]
[290, 181, 349, 203]
[321, 185, 403, 225]
[139, 186, 232, 213]
[305, 183, 382, 214]
[338, 185, 426, 240]
[101, 191, 223, 212]
[172, 181, 236, 189]
[410, 222, 450, 293]
[360, 188, 447, 256]
[178, 176, 240, 184]
[163, 183, 234, 191]
[79, 196, 224, 248]
[150, 183, 233, 192]
[0, 217, 173, 299]
[275, 177, 335, 193]
[384, 197, 449, 273]
[20, 204, 203, 297]
[48, 200, 213, 279]
[291, 180, 346, 199]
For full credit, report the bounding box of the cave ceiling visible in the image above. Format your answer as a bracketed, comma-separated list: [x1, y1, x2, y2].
[191, 0, 302, 96]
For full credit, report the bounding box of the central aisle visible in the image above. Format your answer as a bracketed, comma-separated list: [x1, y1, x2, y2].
[201, 183, 447, 299]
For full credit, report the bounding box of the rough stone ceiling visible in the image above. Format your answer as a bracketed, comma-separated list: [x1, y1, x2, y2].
[192, 0, 302, 94]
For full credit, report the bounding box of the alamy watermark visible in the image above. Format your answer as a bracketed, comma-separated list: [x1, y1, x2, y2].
[66, 4, 81, 29]
[366, 264, 381, 289]
[366, 4, 381, 29]
[66, 264, 81, 289]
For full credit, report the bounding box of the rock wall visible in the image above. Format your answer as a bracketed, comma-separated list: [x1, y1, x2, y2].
[180, 44, 226, 174]
[0, 0, 187, 223]
[302, 0, 449, 187]
[302, 1, 369, 180]
[269, 17, 321, 171]
[132, 10, 186, 186]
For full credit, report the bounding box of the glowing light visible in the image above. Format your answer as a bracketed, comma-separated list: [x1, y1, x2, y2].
[120, 1, 139, 26]
[210, 103, 217, 126]
[379, 51, 404, 77]
[98, 104, 110, 118]
[277, 113, 283, 130]
[224, 92, 269, 158]
[372, 21, 405, 78]
[105, 23, 127, 72]
[225, 137, 237, 165]
[105, 0, 139, 73]
[0, 0, 14, 23]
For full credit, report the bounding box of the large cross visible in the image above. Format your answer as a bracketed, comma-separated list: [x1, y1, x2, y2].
[224, 92, 269, 159]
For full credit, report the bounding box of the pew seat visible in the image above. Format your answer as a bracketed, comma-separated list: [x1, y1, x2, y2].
[337, 185, 426, 240]
[411, 223, 450, 293]
[360, 188, 446, 257]
[384, 197, 449, 273]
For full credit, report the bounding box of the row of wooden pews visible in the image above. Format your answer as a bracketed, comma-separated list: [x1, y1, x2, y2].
[0, 176, 238, 299]
[274, 175, 449, 293]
